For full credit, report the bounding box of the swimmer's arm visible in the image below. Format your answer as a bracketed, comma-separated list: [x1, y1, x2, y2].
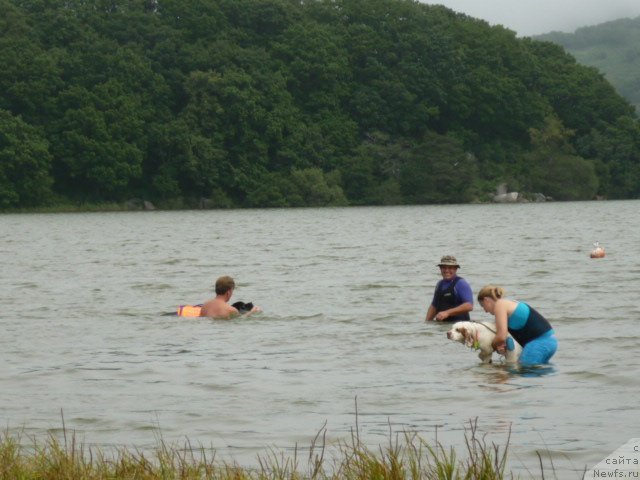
[241, 305, 262, 316]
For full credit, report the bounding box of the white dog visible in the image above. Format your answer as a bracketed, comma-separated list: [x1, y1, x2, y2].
[446, 321, 522, 364]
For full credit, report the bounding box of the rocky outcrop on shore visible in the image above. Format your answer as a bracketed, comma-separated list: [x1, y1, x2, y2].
[491, 183, 551, 203]
[126, 198, 155, 210]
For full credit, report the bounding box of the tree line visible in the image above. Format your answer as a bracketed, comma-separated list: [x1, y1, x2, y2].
[1, 0, 639, 210]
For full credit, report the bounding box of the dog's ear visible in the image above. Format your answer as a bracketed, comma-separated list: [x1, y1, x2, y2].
[461, 327, 475, 347]
[456, 327, 469, 346]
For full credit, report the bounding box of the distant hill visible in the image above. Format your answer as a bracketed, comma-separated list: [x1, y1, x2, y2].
[535, 16, 640, 112]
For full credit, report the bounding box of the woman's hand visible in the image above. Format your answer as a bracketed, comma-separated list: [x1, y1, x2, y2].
[492, 337, 506, 354]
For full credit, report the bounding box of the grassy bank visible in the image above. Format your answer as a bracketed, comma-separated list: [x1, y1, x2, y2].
[0, 419, 566, 480]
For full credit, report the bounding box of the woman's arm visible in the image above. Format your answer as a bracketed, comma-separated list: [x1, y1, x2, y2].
[492, 299, 509, 352]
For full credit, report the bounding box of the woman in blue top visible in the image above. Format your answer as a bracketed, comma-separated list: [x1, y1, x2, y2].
[477, 285, 557, 365]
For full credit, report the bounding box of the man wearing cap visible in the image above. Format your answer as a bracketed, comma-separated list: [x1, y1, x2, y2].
[425, 255, 474, 322]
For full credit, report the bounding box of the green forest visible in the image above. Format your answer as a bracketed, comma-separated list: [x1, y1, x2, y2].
[1, 0, 640, 210]
[536, 16, 640, 115]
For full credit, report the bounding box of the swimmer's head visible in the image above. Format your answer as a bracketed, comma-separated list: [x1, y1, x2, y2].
[215, 276, 235, 295]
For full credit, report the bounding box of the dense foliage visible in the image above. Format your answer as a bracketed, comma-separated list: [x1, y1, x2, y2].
[536, 17, 640, 114]
[1, 0, 639, 209]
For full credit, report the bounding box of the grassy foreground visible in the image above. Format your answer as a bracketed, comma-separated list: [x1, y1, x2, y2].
[0, 419, 559, 480]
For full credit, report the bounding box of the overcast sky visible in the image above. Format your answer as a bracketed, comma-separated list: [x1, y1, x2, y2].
[424, 0, 640, 36]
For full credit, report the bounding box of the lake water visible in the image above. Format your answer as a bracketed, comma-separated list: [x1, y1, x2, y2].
[1, 201, 639, 477]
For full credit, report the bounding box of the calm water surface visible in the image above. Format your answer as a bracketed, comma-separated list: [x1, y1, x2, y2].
[1, 202, 639, 477]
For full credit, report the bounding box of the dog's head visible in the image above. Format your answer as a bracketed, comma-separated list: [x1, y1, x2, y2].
[232, 301, 254, 313]
[446, 321, 477, 348]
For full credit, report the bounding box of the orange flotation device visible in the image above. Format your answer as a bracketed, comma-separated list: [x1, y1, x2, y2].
[177, 305, 202, 317]
[590, 242, 605, 258]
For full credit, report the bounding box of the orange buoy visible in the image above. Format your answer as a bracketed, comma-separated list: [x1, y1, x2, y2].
[590, 242, 605, 259]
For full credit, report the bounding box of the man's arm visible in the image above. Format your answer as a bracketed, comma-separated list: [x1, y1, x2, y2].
[425, 304, 437, 321]
[434, 301, 473, 321]
[425, 282, 441, 321]
[241, 305, 262, 316]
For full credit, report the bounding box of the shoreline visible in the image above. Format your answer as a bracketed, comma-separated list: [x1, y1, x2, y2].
[0, 196, 618, 215]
